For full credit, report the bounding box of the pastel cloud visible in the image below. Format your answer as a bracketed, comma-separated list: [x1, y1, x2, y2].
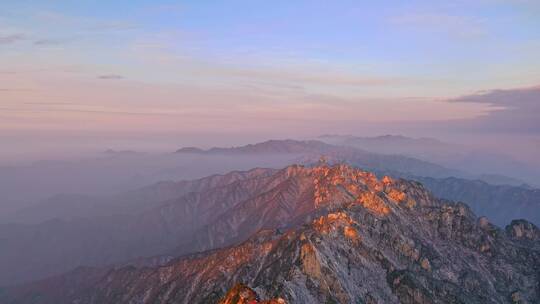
[34, 38, 71, 46]
[446, 85, 540, 133]
[390, 13, 487, 38]
[0, 33, 26, 44]
[98, 74, 124, 80]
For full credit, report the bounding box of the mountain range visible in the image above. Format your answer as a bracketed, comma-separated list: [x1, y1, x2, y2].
[175, 139, 539, 226]
[176, 139, 465, 179]
[1, 139, 538, 290]
[10, 139, 539, 227]
[318, 134, 538, 186]
[1, 164, 538, 303]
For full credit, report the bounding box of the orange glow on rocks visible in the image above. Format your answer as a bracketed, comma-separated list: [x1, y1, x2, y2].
[313, 212, 355, 231]
[386, 188, 407, 203]
[382, 176, 393, 185]
[343, 226, 360, 243]
[300, 242, 323, 279]
[356, 192, 390, 215]
[310, 164, 394, 215]
[219, 283, 287, 304]
[312, 212, 360, 244]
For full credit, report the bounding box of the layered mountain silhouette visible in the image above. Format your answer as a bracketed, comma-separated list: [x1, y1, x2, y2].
[407, 175, 540, 226]
[3, 139, 464, 225]
[175, 139, 463, 179]
[318, 134, 455, 156]
[8, 139, 534, 226]
[175, 140, 540, 226]
[318, 134, 539, 186]
[1, 164, 539, 303]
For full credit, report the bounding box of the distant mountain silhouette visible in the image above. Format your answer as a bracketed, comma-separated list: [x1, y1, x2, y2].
[176, 139, 465, 178]
[318, 134, 539, 186]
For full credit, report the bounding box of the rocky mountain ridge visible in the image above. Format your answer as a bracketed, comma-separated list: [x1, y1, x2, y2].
[2, 164, 538, 304]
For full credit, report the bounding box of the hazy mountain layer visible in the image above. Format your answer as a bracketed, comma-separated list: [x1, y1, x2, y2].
[0, 152, 295, 220]
[7, 138, 528, 225]
[318, 134, 539, 186]
[0, 168, 280, 285]
[176, 139, 465, 178]
[4, 139, 461, 225]
[410, 176, 540, 226]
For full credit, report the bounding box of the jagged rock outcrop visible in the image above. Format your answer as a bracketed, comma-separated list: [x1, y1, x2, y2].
[218, 283, 286, 304]
[1, 164, 538, 304]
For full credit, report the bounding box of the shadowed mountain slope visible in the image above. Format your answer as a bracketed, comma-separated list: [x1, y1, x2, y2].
[409, 176, 540, 227]
[0, 168, 279, 285]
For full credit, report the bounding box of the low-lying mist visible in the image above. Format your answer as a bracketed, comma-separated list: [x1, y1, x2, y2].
[0, 152, 300, 223]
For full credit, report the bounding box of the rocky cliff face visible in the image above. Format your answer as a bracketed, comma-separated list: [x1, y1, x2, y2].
[218, 283, 286, 304]
[2, 164, 538, 304]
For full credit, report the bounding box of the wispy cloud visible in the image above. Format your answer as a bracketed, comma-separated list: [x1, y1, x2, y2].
[34, 10, 137, 33]
[98, 74, 124, 80]
[33, 38, 72, 46]
[4, 108, 169, 116]
[446, 85, 540, 133]
[87, 22, 137, 32]
[448, 85, 540, 106]
[0, 88, 33, 92]
[0, 33, 26, 44]
[135, 49, 403, 88]
[390, 13, 487, 38]
[225, 67, 402, 87]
